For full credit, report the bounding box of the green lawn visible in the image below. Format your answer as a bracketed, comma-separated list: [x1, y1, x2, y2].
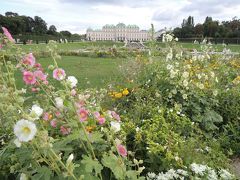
[16, 56, 125, 89]
[20, 41, 124, 53]
[19, 41, 240, 53]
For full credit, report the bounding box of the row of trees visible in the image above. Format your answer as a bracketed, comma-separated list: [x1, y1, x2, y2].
[0, 12, 83, 39]
[173, 16, 240, 38]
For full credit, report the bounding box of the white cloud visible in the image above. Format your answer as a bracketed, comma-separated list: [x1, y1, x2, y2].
[0, 0, 240, 34]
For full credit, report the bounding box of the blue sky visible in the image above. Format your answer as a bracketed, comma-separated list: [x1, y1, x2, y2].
[0, 0, 240, 34]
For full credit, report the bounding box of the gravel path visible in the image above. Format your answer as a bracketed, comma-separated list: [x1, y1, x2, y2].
[232, 158, 240, 178]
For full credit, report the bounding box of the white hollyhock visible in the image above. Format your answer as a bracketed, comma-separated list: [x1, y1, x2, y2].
[67, 76, 78, 88]
[55, 97, 64, 109]
[66, 154, 74, 166]
[30, 104, 43, 120]
[110, 121, 121, 132]
[20, 173, 28, 180]
[14, 119, 37, 142]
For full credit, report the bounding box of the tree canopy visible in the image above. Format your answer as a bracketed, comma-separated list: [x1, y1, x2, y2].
[173, 16, 240, 38]
[0, 12, 81, 39]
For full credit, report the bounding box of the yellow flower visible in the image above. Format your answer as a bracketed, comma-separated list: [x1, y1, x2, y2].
[85, 126, 96, 133]
[122, 88, 129, 96]
[115, 93, 123, 98]
[232, 76, 240, 85]
[108, 92, 114, 97]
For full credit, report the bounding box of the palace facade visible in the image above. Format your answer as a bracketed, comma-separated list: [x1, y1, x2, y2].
[86, 23, 151, 41]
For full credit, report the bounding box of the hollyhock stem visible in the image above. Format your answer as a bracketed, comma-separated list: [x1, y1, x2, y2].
[49, 148, 78, 180]
[49, 48, 101, 178]
[106, 122, 126, 166]
[51, 51, 59, 68]
[37, 81, 57, 106]
[76, 125, 90, 155]
[70, 100, 97, 160]
[2, 54, 16, 90]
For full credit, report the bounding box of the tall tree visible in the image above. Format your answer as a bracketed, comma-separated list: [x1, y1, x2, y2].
[194, 24, 204, 37]
[33, 16, 47, 35]
[60, 30, 71, 37]
[47, 25, 57, 35]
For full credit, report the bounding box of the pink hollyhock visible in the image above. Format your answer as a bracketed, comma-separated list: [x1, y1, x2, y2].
[31, 87, 39, 92]
[71, 89, 77, 96]
[117, 144, 127, 157]
[34, 70, 47, 81]
[0, 44, 3, 49]
[111, 111, 121, 121]
[60, 126, 71, 135]
[97, 116, 105, 125]
[94, 112, 105, 125]
[22, 53, 36, 67]
[94, 112, 100, 118]
[75, 100, 85, 108]
[53, 68, 66, 80]
[55, 111, 61, 117]
[78, 108, 88, 122]
[50, 120, 57, 128]
[23, 71, 36, 85]
[34, 63, 41, 68]
[34, 63, 43, 71]
[43, 80, 49, 85]
[2, 27, 15, 43]
[43, 112, 52, 121]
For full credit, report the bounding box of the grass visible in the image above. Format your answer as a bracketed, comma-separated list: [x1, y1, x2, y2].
[20, 41, 124, 53]
[19, 41, 240, 53]
[16, 56, 125, 89]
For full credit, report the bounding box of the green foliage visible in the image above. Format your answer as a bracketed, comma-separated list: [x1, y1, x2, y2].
[193, 109, 223, 131]
[81, 155, 103, 176]
[102, 153, 126, 179]
[173, 15, 240, 39]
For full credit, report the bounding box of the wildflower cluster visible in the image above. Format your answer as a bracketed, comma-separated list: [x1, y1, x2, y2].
[108, 88, 130, 99]
[147, 163, 235, 180]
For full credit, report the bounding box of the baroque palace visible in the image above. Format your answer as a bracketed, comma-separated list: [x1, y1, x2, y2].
[86, 23, 151, 41]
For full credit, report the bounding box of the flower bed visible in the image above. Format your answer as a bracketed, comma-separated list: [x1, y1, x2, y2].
[0, 28, 238, 179]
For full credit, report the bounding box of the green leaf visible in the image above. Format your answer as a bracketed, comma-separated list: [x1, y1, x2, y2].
[102, 153, 126, 180]
[32, 166, 52, 180]
[81, 155, 103, 175]
[126, 170, 139, 180]
[89, 131, 104, 143]
[193, 109, 223, 131]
